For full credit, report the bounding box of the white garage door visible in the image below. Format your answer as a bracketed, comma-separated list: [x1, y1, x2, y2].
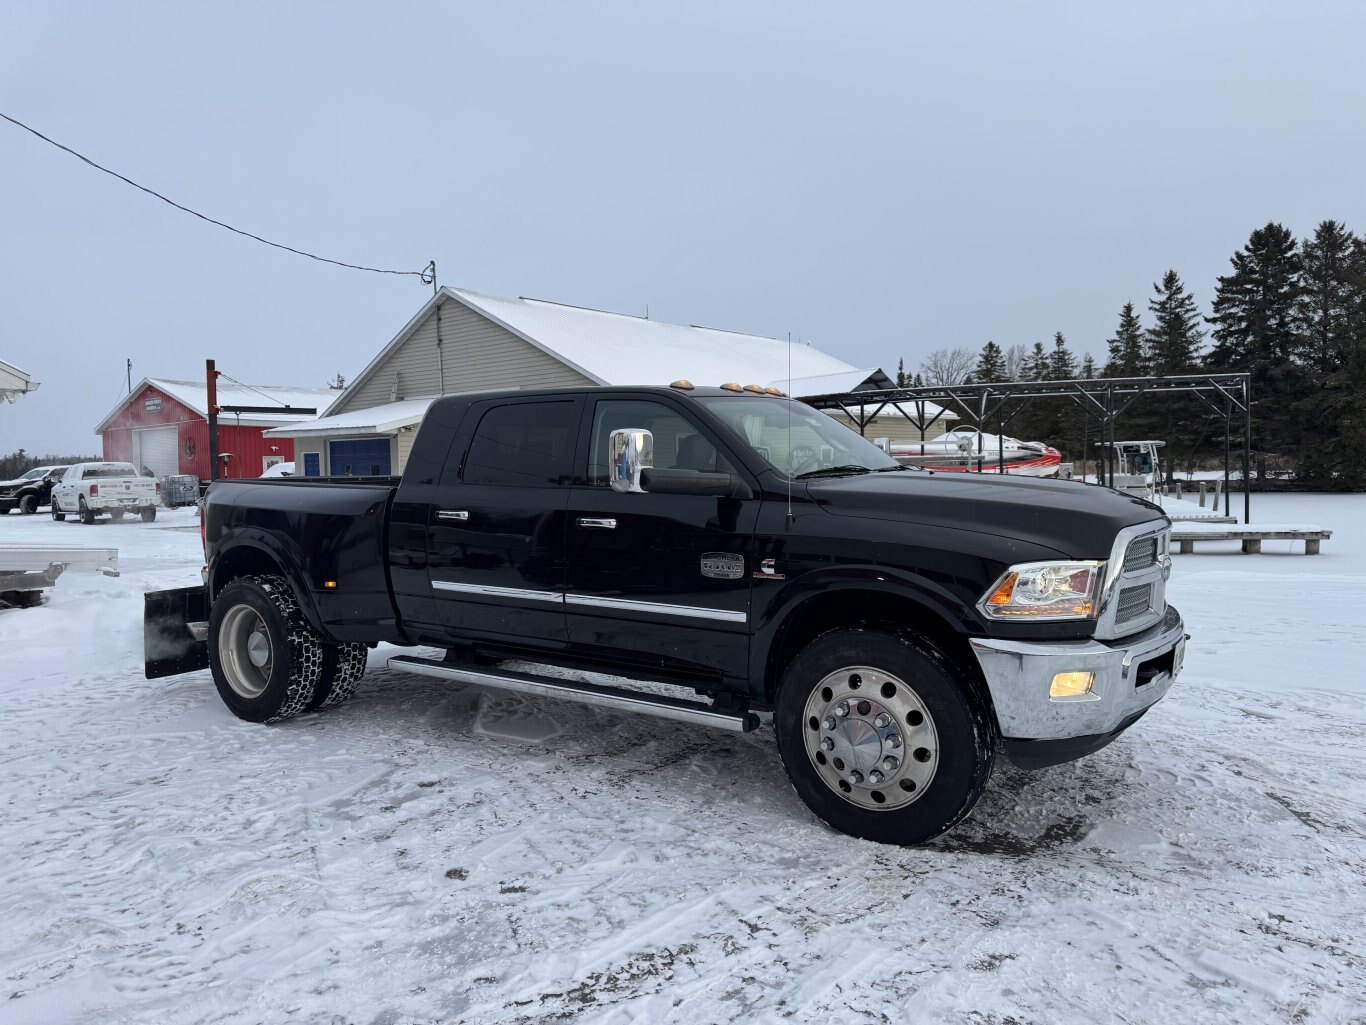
[134, 427, 179, 478]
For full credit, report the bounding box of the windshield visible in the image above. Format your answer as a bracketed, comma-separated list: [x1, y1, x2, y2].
[82, 463, 140, 479]
[697, 396, 900, 478]
[20, 467, 48, 480]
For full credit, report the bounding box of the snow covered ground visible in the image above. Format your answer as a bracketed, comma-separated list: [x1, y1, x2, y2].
[3, 495, 1364, 1025]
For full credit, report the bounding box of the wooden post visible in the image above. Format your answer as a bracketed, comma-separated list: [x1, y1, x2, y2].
[1306, 539, 1321, 555]
[1198, 482, 1207, 507]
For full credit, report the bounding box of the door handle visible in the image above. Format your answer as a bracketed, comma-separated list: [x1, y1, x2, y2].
[437, 510, 469, 521]
[577, 517, 617, 529]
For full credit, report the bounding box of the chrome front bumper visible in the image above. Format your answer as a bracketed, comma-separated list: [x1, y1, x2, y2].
[969, 606, 1186, 741]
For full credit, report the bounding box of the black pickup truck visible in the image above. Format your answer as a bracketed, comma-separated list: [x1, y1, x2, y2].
[146, 384, 1186, 845]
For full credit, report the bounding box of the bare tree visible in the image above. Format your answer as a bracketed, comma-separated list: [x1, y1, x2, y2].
[917, 347, 976, 386]
[1002, 343, 1029, 382]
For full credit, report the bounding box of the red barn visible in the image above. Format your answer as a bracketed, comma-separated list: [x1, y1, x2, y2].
[96, 378, 338, 480]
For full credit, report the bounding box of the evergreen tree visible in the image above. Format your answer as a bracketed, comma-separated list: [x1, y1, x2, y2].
[327, 372, 347, 390]
[1013, 342, 1052, 442]
[1294, 225, 1366, 485]
[1048, 332, 1078, 379]
[974, 341, 1006, 383]
[1080, 353, 1097, 379]
[1208, 224, 1301, 370]
[1206, 225, 1305, 475]
[896, 358, 907, 388]
[1104, 302, 1146, 377]
[1297, 220, 1358, 375]
[1131, 271, 1206, 476]
[1146, 270, 1205, 375]
[1022, 341, 1049, 380]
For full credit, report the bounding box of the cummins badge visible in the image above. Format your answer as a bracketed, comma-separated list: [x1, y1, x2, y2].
[700, 553, 744, 580]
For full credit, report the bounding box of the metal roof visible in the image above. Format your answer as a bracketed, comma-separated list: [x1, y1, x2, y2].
[95, 379, 339, 433]
[325, 286, 867, 417]
[263, 397, 436, 438]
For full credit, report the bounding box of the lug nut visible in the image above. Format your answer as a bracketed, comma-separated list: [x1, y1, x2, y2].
[887, 734, 902, 749]
[868, 770, 884, 784]
[849, 770, 864, 784]
[823, 716, 837, 731]
[820, 737, 834, 751]
[835, 701, 850, 717]
[873, 713, 890, 728]
[882, 756, 898, 771]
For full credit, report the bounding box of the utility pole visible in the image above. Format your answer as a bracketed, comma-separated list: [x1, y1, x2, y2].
[126, 359, 132, 393]
[207, 359, 220, 482]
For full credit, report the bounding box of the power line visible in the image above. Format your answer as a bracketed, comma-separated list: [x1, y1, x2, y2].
[1, 109, 435, 283]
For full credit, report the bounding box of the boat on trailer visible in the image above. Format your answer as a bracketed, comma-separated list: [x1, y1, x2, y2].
[1094, 440, 1165, 502]
[890, 430, 1063, 477]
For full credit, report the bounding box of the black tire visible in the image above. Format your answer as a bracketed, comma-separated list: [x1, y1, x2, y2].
[18, 494, 37, 515]
[79, 497, 96, 525]
[307, 643, 368, 711]
[51, 498, 65, 522]
[208, 574, 325, 723]
[140, 506, 157, 522]
[110, 509, 126, 522]
[774, 630, 995, 846]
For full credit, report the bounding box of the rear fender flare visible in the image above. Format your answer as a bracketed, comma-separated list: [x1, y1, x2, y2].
[209, 536, 329, 640]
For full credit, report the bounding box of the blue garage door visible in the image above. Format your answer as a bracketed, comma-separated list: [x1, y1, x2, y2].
[329, 439, 391, 476]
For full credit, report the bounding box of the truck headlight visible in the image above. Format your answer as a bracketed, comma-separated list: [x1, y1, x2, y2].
[978, 561, 1105, 621]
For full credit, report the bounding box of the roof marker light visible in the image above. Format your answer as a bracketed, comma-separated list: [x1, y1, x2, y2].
[743, 384, 764, 393]
[720, 382, 743, 392]
[670, 379, 695, 390]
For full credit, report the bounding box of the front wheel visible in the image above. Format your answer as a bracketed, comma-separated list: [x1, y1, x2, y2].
[774, 630, 995, 846]
[208, 575, 325, 723]
[19, 494, 37, 515]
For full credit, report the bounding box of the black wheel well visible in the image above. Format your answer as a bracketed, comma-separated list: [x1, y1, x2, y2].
[212, 546, 286, 600]
[764, 590, 990, 711]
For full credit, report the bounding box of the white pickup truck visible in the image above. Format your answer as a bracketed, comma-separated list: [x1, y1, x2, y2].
[51, 462, 161, 524]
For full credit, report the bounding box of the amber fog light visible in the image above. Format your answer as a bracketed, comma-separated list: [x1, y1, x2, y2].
[1050, 671, 1096, 698]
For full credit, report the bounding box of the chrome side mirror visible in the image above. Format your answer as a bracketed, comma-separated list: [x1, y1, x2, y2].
[609, 428, 653, 493]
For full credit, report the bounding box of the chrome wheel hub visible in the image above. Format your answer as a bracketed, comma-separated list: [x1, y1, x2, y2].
[219, 605, 273, 699]
[801, 666, 939, 811]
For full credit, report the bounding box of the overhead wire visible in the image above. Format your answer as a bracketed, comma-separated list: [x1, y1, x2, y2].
[0, 109, 432, 281]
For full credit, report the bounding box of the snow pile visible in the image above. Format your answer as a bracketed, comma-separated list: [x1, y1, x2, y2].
[2, 497, 1364, 1024]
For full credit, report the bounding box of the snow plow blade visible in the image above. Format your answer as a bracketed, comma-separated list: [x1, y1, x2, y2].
[144, 586, 209, 680]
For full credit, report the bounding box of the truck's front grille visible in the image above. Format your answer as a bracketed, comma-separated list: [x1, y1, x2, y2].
[1115, 583, 1154, 624]
[1124, 536, 1158, 572]
[1096, 524, 1170, 640]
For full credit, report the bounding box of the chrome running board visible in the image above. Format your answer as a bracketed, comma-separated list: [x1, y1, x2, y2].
[387, 655, 759, 733]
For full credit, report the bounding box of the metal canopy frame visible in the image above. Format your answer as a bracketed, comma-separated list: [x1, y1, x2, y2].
[802, 372, 1254, 523]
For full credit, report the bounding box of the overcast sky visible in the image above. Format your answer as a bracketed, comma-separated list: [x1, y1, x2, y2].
[3, 1, 1364, 455]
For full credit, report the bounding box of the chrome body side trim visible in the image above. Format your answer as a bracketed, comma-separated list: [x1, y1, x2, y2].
[970, 605, 1185, 741]
[576, 517, 617, 529]
[436, 510, 469, 521]
[428, 582, 746, 623]
[431, 580, 564, 603]
[565, 594, 747, 623]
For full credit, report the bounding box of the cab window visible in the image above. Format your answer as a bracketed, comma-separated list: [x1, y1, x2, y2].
[587, 399, 729, 485]
[462, 400, 578, 487]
